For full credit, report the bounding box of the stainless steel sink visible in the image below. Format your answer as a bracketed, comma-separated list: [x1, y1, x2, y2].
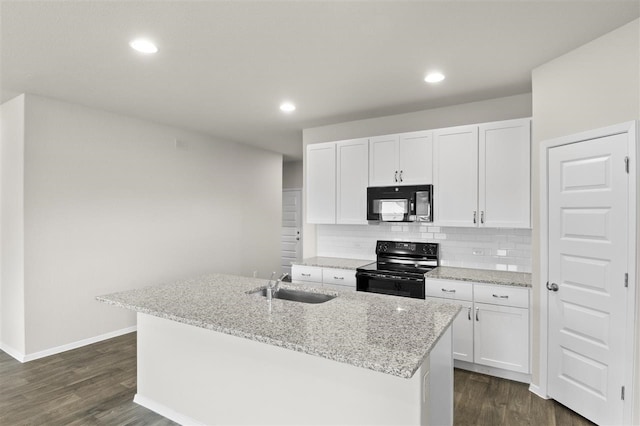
[249, 287, 337, 304]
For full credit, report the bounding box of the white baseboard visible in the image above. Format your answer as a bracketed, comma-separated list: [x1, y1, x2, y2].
[0, 326, 137, 363]
[528, 383, 550, 399]
[454, 360, 531, 384]
[0, 341, 26, 363]
[134, 394, 204, 426]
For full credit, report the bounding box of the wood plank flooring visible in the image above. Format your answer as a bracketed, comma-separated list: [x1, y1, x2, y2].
[1, 332, 595, 425]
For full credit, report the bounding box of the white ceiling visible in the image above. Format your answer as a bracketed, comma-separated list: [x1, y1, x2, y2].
[2, 1, 638, 160]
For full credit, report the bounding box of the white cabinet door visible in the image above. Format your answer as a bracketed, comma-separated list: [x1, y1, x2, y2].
[479, 119, 531, 228]
[306, 142, 336, 224]
[451, 299, 474, 362]
[369, 134, 398, 186]
[336, 139, 368, 224]
[433, 125, 478, 227]
[428, 297, 474, 363]
[398, 130, 433, 185]
[473, 302, 529, 374]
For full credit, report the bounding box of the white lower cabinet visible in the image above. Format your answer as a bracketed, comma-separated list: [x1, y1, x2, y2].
[426, 279, 530, 377]
[291, 265, 323, 284]
[426, 279, 474, 363]
[450, 299, 474, 362]
[291, 264, 356, 291]
[473, 302, 529, 374]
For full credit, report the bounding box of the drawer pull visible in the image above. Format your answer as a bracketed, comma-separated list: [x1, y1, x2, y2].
[334, 276, 344, 280]
[441, 288, 456, 293]
[492, 294, 509, 299]
[467, 307, 471, 320]
[301, 273, 311, 277]
[475, 307, 479, 321]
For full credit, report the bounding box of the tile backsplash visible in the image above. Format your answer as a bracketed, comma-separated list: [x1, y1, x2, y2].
[317, 223, 532, 272]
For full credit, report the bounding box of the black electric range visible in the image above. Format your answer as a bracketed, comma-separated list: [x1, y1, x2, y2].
[356, 240, 439, 299]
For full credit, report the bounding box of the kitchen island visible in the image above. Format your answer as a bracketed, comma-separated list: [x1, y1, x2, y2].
[98, 273, 459, 425]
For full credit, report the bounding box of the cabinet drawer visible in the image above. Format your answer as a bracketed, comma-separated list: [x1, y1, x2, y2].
[425, 279, 473, 301]
[474, 284, 529, 308]
[291, 265, 323, 283]
[322, 268, 356, 288]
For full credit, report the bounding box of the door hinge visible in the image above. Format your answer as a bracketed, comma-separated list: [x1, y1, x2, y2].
[621, 385, 625, 400]
[625, 273, 629, 288]
[624, 156, 629, 174]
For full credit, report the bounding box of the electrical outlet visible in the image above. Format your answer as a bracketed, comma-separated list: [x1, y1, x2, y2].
[472, 249, 484, 256]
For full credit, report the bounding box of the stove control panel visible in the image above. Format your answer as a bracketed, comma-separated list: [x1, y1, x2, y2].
[375, 240, 438, 257]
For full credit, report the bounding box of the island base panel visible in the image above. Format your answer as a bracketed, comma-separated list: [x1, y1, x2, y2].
[134, 313, 453, 425]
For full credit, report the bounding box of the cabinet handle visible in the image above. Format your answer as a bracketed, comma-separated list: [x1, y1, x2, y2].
[480, 211, 485, 224]
[399, 170, 403, 182]
[467, 307, 471, 320]
[394, 171, 398, 182]
[301, 273, 311, 277]
[334, 276, 344, 280]
[475, 307, 479, 321]
[441, 288, 456, 293]
[473, 211, 477, 224]
[492, 294, 509, 299]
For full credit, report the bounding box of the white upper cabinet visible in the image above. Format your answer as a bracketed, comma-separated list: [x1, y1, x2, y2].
[479, 119, 531, 228]
[398, 131, 433, 185]
[336, 138, 369, 224]
[369, 131, 432, 186]
[306, 142, 336, 224]
[433, 125, 479, 227]
[369, 135, 398, 186]
[433, 118, 531, 228]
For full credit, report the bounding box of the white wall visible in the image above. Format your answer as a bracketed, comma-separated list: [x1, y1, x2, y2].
[3, 94, 282, 357]
[0, 95, 26, 355]
[531, 18, 639, 420]
[283, 161, 302, 189]
[302, 93, 533, 258]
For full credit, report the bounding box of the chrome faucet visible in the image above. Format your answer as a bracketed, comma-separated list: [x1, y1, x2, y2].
[266, 272, 289, 301]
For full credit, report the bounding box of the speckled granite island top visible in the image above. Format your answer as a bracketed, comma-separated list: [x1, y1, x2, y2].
[291, 256, 372, 270]
[426, 266, 531, 288]
[97, 273, 459, 379]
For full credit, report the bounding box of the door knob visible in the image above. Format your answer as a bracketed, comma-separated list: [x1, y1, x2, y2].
[546, 282, 559, 292]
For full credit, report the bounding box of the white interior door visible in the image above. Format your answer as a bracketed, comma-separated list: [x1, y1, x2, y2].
[547, 133, 629, 425]
[281, 189, 302, 276]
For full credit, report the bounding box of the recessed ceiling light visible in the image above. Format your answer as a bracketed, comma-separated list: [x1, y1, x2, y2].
[280, 102, 296, 113]
[129, 39, 158, 54]
[424, 72, 445, 83]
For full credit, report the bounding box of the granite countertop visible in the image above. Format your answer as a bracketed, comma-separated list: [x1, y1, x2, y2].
[426, 266, 531, 288]
[97, 273, 459, 379]
[291, 256, 373, 270]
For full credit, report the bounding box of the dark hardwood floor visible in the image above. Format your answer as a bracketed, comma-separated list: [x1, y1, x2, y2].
[1, 332, 595, 425]
[0, 332, 175, 426]
[453, 368, 594, 426]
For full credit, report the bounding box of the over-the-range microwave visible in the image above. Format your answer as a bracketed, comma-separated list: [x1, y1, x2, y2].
[366, 184, 433, 223]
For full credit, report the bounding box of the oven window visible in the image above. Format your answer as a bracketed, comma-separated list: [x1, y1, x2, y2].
[357, 275, 425, 299]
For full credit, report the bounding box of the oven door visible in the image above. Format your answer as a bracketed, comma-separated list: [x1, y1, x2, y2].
[355, 272, 425, 299]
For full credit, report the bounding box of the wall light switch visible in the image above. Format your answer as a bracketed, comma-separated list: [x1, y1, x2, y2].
[472, 249, 484, 256]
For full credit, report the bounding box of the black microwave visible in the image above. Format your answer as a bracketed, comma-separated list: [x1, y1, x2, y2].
[366, 185, 433, 222]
